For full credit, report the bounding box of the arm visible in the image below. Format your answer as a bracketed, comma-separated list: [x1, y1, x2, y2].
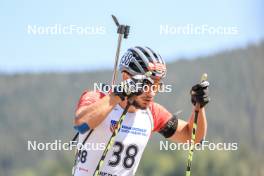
[156, 80, 209, 143]
[74, 92, 121, 129]
[169, 107, 207, 143]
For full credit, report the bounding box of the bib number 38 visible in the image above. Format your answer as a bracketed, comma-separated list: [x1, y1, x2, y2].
[108, 141, 138, 169]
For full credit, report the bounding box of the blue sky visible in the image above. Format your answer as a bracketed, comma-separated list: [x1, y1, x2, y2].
[0, 0, 263, 73]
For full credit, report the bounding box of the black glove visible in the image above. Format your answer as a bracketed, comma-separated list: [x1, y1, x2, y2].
[191, 81, 210, 108]
[113, 75, 154, 101]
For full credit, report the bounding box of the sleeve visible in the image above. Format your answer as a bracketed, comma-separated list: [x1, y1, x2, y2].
[76, 90, 106, 111]
[149, 102, 172, 132]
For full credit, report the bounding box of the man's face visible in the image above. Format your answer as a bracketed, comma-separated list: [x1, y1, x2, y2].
[122, 71, 162, 109]
[132, 79, 161, 109]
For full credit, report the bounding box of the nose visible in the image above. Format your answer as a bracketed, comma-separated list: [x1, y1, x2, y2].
[146, 87, 156, 97]
[150, 91, 155, 97]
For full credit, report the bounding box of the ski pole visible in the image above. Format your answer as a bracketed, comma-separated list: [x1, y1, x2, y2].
[92, 15, 131, 176]
[71, 15, 130, 144]
[111, 14, 130, 85]
[71, 15, 130, 175]
[185, 73, 208, 176]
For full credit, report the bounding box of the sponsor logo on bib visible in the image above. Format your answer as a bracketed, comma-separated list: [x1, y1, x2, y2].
[110, 120, 118, 132]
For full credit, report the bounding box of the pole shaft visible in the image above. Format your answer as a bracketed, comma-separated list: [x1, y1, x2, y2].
[185, 104, 200, 176]
[112, 34, 123, 85]
[93, 103, 130, 176]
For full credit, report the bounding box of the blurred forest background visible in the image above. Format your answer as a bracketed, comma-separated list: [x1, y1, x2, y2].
[0, 42, 264, 176]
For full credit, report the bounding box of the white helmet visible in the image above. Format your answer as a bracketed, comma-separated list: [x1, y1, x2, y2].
[119, 46, 166, 79]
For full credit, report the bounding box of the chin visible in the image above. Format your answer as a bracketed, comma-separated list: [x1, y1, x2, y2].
[139, 106, 148, 110]
[143, 102, 150, 106]
[139, 102, 150, 109]
[133, 101, 149, 110]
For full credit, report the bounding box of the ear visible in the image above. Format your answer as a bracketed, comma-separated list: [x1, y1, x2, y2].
[122, 71, 131, 80]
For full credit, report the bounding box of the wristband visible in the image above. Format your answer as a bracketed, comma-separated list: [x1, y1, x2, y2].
[159, 115, 178, 138]
[74, 123, 90, 134]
